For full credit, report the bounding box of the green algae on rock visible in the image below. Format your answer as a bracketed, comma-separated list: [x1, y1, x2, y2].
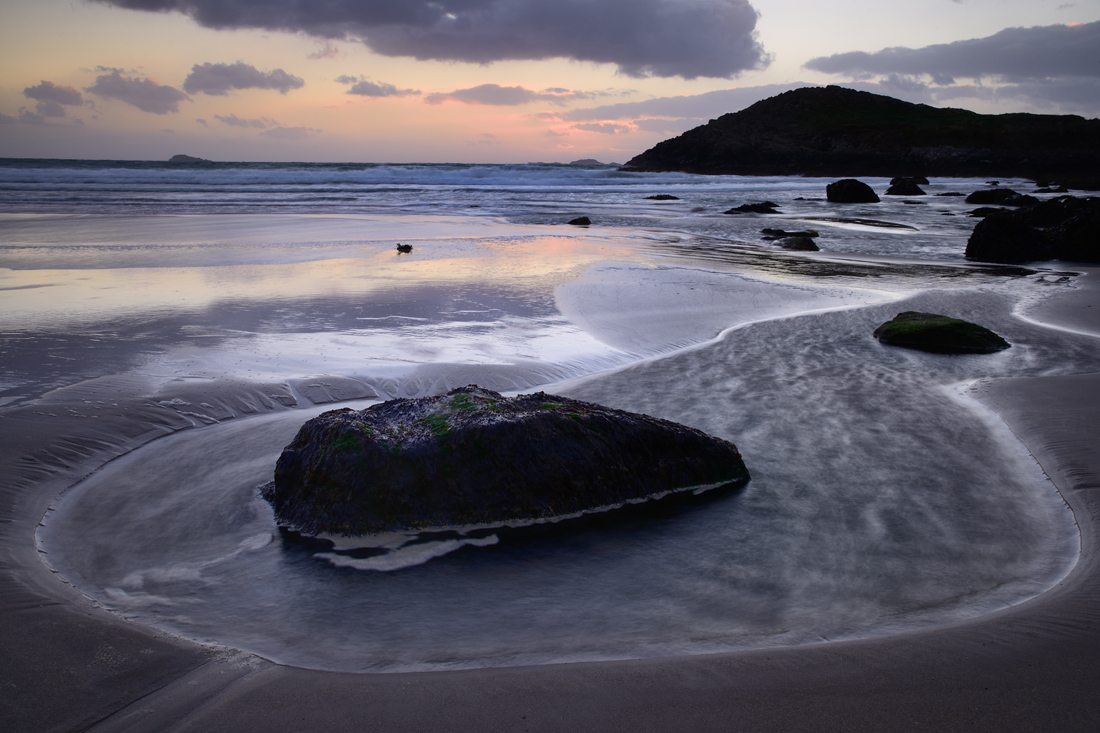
[873, 312, 1010, 354]
[263, 386, 750, 536]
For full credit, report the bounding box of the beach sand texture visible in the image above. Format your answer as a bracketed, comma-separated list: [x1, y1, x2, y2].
[2, 200, 1099, 730]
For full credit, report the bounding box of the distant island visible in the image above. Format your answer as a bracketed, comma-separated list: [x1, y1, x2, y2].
[168, 154, 210, 163]
[622, 86, 1100, 182]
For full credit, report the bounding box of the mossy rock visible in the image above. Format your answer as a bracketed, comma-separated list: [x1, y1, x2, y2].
[873, 312, 1010, 354]
[263, 386, 749, 536]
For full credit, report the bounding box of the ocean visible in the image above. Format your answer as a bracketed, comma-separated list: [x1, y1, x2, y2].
[4, 158, 1094, 671]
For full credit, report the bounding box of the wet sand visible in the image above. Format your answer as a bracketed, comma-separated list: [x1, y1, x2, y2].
[2, 233, 1099, 729]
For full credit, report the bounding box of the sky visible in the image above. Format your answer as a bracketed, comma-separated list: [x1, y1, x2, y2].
[0, 0, 1097, 163]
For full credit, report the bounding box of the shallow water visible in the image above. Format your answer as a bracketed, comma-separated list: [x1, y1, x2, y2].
[10, 166, 1097, 671]
[38, 271, 1093, 672]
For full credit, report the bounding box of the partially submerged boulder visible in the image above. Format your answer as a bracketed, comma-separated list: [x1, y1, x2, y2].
[774, 236, 819, 251]
[726, 201, 780, 214]
[568, 216, 591, 225]
[761, 228, 819, 240]
[885, 181, 926, 196]
[964, 188, 1038, 207]
[264, 386, 750, 536]
[826, 179, 880, 203]
[873, 312, 1010, 354]
[965, 195, 1100, 263]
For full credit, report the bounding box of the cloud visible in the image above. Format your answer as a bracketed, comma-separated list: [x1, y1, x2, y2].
[805, 21, 1100, 84]
[5, 107, 47, 125]
[573, 122, 633, 134]
[261, 125, 321, 140]
[85, 70, 189, 114]
[183, 62, 305, 95]
[336, 75, 420, 98]
[214, 113, 274, 128]
[91, 0, 769, 79]
[308, 41, 340, 60]
[629, 117, 700, 133]
[24, 80, 84, 106]
[564, 83, 812, 122]
[34, 100, 68, 118]
[425, 83, 598, 106]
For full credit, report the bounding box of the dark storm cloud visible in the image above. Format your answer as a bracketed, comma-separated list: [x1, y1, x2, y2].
[425, 84, 596, 106]
[183, 62, 305, 95]
[92, 0, 769, 79]
[23, 81, 84, 106]
[805, 21, 1100, 84]
[85, 70, 189, 114]
[335, 75, 420, 98]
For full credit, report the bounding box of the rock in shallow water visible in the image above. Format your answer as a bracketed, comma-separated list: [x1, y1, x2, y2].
[263, 386, 750, 536]
[873, 312, 1010, 354]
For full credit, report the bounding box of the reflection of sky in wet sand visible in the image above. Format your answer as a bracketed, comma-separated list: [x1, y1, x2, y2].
[18, 209, 1098, 672]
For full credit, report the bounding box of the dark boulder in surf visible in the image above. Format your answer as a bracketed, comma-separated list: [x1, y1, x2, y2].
[964, 188, 1038, 207]
[725, 201, 780, 214]
[774, 236, 819, 251]
[826, 179, 879, 203]
[965, 195, 1100, 263]
[263, 386, 750, 536]
[568, 216, 592, 225]
[873, 312, 1010, 354]
[885, 181, 926, 196]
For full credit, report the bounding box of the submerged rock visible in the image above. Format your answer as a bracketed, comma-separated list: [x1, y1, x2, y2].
[761, 227, 819, 240]
[264, 386, 750, 536]
[873, 312, 1010, 354]
[826, 179, 879, 203]
[568, 216, 592, 225]
[645, 194, 680, 200]
[726, 201, 780, 214]
[774, 236, 819, 251]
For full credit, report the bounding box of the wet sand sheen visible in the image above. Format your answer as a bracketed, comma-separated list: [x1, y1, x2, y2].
[2, 209, 1099, 729]
[34, 255, 1093, 672]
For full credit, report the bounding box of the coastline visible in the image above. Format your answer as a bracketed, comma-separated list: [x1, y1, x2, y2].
[2, 267, 1098, 730]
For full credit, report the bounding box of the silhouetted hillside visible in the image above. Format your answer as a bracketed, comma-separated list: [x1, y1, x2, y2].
[622, 86, 1100, 180]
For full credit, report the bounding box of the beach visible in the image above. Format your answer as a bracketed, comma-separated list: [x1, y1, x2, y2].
[2, 163, 1099, 730]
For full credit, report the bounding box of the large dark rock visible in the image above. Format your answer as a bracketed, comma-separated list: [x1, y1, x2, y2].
[965, 188, 1039, 207]
[873, 312, 1010, 354]
[726, 201, 780, 214]
[568, 216, 591, 225]
[621, 86, 1100, 179]
[965, 196, 1100, 263]
[168, 154, 210, 163]
[264, 386, 750, 536]
[885, 181, 926, 196]
[774, 237, 819, 251]
[827, 179, 880, 203]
